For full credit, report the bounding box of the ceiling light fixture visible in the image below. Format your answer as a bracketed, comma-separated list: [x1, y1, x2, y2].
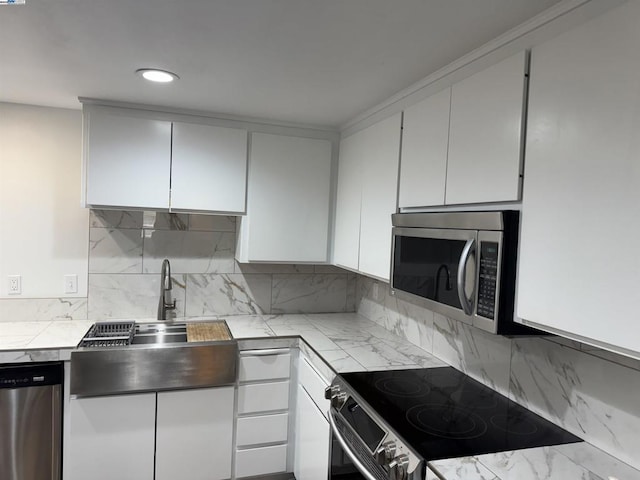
[136, 69, 179, 83]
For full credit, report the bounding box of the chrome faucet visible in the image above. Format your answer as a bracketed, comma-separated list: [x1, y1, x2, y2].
[157, 258, 176, 320]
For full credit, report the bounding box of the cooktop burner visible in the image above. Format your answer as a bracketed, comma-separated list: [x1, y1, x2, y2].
[374, 376, 430, 397]
[406, 404, 488, 439]
[339, 367, 581, 461]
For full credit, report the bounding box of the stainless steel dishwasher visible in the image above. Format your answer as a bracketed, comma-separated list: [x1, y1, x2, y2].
[0, 362, 63, 480]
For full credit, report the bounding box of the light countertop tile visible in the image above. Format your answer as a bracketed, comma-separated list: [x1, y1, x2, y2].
[1, 312, 638, 480]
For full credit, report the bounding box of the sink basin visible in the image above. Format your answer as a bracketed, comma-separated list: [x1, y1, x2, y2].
[71, 320, 237, 397]
[135, 323, 187, 335]
[131, 332, 188, 345]
[131, 323, 188, 345]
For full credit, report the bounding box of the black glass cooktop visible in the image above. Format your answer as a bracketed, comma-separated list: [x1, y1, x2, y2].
[340, 367, 581, 461]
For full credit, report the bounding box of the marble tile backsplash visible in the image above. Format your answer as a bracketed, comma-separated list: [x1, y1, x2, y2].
[88, 210, 356, 319]
[355, 275, 640, 470]
[0, 210, 355, 322]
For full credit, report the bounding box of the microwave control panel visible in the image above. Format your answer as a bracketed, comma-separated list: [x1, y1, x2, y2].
[477, 242, 499, 319]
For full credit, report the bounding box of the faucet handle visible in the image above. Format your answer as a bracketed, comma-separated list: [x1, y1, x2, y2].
[166, 299, 177, 310]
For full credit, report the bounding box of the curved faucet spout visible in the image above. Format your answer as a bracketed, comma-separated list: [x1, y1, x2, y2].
[158, 259, 177, 320]
[162, 258, 173, 291]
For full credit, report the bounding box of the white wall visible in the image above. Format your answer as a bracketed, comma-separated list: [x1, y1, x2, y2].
[0, 103, 88, 298]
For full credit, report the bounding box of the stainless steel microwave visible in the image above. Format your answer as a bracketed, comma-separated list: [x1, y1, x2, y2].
[390, 211, 537, 335]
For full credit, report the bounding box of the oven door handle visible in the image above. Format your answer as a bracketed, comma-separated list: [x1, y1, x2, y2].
[328, 408, 380, 480]
[457, 238, 476, 316]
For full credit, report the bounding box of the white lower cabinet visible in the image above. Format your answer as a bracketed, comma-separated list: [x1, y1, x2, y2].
[294, 384, 330, 480]
[66, 393, 156, 480]
[236, 413, 289, 446]
[294, 354, 331, 480]
[238, 352, 292, 382]
[155, 387, 234, 480]
[234, 349, 293, 479]
[235, 444, 288, 478]
[66, 388, 234, 480]
[297, 355, 330, 420]
[237, 381, 290, 414]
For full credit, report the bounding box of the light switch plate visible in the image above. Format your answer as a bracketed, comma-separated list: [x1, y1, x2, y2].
[64, 274, 78, 294]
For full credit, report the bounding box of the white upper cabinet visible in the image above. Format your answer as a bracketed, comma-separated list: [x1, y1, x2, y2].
[85, 110, 172, 209]
[236, 133, 332, 263]
[399, 87, 451, 208]
[83, 106, 247, 213]
[517, 2, 640, 359]
[397, 51, 527, 208]
[333, 132, 363, 271]
[332, 113, 401, 281]
[358, 113, 402, 281]
[445, 51, 527, 205]
[170, 121, 247, 213]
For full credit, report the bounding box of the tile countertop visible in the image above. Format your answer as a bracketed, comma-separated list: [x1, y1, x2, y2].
[1, 313, 638, 480]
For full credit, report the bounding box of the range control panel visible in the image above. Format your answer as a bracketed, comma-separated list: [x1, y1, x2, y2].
[477, 242, 499, 319]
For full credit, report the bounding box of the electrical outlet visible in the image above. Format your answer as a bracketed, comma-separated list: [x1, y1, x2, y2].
[64, 274, 78, 294]
[8, 275, 21, 295]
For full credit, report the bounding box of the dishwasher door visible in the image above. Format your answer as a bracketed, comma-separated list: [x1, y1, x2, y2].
[0, 362, 63, 480]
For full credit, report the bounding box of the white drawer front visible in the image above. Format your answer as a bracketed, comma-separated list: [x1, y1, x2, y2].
[238, 381, 290, 414]
[236, 413, 289, 447]
[299, 358, 330, 420]
[239, 353, 291, 382]
[235, 444, 287, 478]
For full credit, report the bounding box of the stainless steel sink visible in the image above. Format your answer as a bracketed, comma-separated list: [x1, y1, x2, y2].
[135, 323, 187, 335]
[131, 323, 188, 345]
[70, 321, 237, 397]
[130, 333, 188, 345]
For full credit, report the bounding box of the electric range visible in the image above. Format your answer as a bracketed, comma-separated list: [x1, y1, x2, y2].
[327, 367, 582, 480]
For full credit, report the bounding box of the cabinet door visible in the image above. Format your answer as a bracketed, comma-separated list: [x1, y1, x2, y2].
[66, 393, 156, 480]
[294, 384, 330, 480]
[445, 51, 526, 205]
[298, 357, 330, 420]
[399, 88, 451, 208]
[236, 413, 289, 447]
[235, 444, 288, 478]
[517, 2, 640, 358]
[155, 387, 234, 480]
[358, 113, 402, 281]
[171, 122, 247, 213]
[85, 109, 171, 209]
[333, 132, 363, 271]
[237, 381, 290, 414]
[238, 133, 332, 262]
[239, 352, 292, 382]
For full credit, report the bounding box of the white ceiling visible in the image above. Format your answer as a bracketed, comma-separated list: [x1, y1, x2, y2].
[0, 0, 563, 128]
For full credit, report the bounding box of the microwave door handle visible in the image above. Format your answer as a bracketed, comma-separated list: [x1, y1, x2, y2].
[328, 408, 379, 480]
[457, 238, 477, 316]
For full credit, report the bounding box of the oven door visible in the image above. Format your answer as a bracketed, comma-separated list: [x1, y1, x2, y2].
[390, 227, 478, 325]
[328, 408, 385, 480]
[329, 431, 368, 480]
